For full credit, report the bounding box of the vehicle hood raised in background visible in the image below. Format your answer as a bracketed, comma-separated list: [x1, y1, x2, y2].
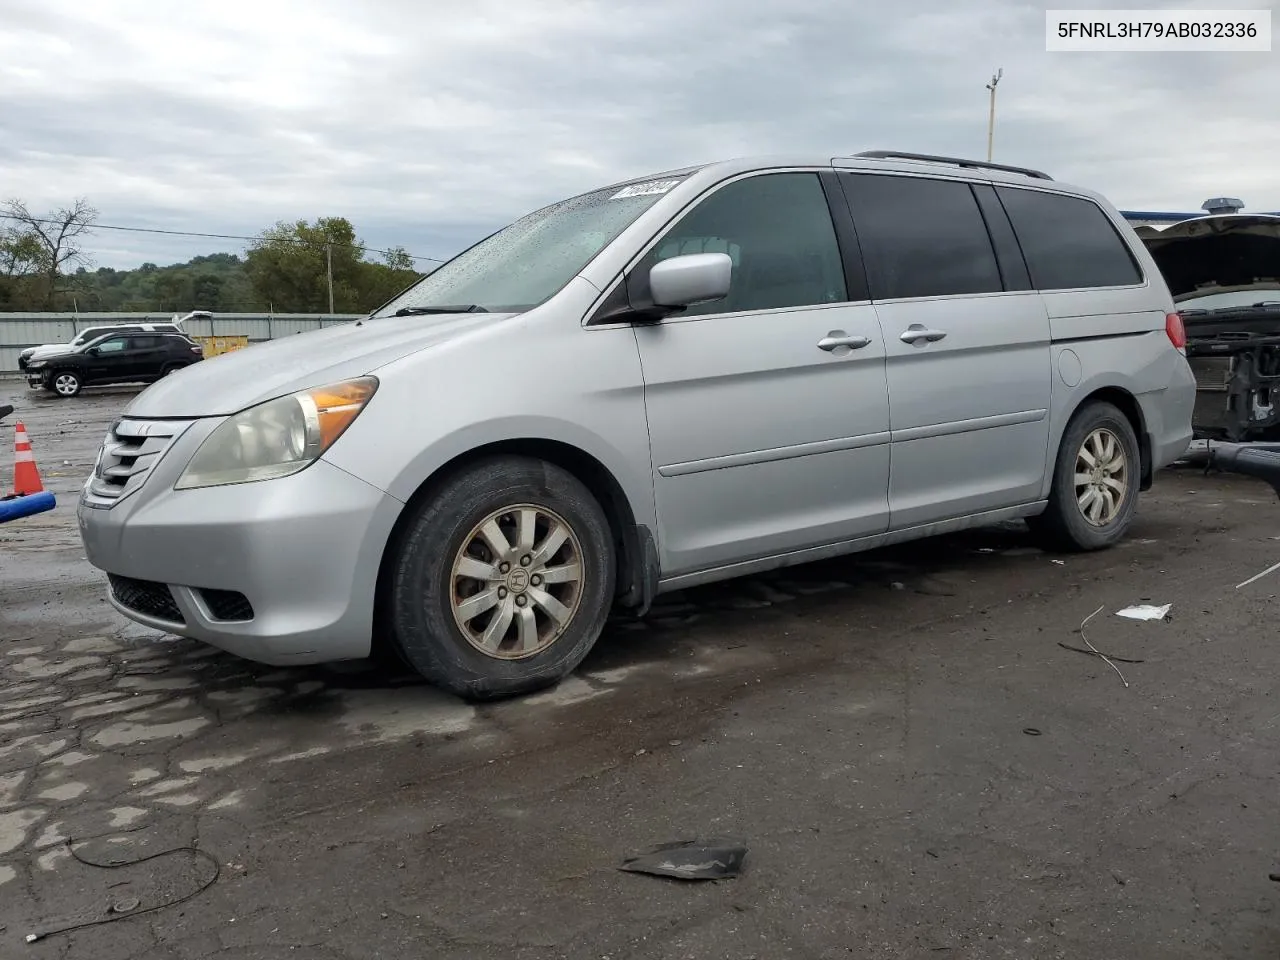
[122, 312, 517, 418]
[1141, 214, 1280, 303]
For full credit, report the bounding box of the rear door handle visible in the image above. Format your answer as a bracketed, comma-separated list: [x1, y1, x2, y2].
[817, 333, 871, 352]
[900, 325, 947, 344]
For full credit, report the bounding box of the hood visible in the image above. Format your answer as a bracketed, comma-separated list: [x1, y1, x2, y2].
[123, 312, 518, 419]
[25, 344, 79, 364]
[1142, 214, 1280, 303]
[26, 343, 76, 362]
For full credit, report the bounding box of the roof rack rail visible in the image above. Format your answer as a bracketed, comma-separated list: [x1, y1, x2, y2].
[852, 150, 1053, 181]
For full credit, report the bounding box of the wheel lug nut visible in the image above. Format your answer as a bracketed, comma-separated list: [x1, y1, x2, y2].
[520, 555, 531, 567]
[498, 588, 507, 599]
[516, 595, 527, 607]
[531, 575, 542, 586]
[499, 562, 510, 573]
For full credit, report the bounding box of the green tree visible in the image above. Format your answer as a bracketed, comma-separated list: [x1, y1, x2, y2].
[0, 227, 47, 308]
[2, 197, 98, 309]
[192, 272, 225, 309]
[245, 217, 367, 313]
[381, 246, 415, 271]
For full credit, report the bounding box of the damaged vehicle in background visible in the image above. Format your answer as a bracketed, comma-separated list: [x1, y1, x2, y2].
[1140, 206, 1280, 442]
[17, 311, 211, 375]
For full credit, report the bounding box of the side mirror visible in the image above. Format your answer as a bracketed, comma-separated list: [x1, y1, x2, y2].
[649, 252, 733, 308]
[86, 347, 99, 356]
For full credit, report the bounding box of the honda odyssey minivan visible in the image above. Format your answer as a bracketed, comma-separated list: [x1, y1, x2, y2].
[77, 150, 1196, 700]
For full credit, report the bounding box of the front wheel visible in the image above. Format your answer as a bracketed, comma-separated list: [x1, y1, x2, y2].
[388, 455, 616, 701]
[1029, 400, 1141, 551]
[49, 370, 82, 398]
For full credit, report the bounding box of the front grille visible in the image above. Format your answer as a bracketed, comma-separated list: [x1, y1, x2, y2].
[108, 574, 185, 624]
[87, 417, 194, 505]
[200, 589, 254, 622]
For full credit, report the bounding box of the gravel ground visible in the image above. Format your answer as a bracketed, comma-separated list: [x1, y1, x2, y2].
[2, 382, 1279, 959]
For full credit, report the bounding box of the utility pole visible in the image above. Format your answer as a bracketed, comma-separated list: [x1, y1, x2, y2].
[986, 68, 1003, 163]
[325, 242, 335, 314]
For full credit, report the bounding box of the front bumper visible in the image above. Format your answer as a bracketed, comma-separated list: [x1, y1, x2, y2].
[77, 418, 404, 665]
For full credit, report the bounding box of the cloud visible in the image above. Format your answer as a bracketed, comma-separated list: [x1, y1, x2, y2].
[2, 0, 1277, 269]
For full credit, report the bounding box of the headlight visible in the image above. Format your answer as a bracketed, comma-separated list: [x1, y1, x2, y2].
[26, 360, 45, 370]
[174, 377, 378, 490]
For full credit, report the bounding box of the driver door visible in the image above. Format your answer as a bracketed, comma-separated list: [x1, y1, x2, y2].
[85, 336, 130, 380]
[626, 170, 892, 578]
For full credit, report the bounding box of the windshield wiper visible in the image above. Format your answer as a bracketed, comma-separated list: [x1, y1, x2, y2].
[392, 305, 489, 316]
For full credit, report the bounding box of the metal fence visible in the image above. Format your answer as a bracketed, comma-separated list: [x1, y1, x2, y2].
[0, 312, 365, 373]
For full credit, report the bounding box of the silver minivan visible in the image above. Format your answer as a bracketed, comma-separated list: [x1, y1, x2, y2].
[77, 151, 1196, 700]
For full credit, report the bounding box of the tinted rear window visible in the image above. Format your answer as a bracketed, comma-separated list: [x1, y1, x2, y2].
[996, 188, 1143, 290]
[840, 174, 1003, 300]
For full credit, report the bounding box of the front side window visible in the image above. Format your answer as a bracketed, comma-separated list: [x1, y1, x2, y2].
[840, 173, 1004, 300]
[93, 338, 128, 354]
[632, 172, 848, 317]
[996, 187, 1143, 290]
[369, 174, 694, 318]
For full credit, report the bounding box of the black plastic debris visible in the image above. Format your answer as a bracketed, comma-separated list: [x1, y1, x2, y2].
[619, 839, 748, 881]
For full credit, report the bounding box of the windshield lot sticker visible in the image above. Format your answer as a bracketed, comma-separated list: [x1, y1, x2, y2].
[611, 179, 683, 199]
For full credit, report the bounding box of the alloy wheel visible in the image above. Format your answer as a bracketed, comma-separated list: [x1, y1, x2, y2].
[449, 504, 585, 660]
[1074, 427, 1128, 526]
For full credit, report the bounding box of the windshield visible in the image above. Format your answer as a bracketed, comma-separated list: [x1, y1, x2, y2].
[1178, 289, 1280, 311]
[370, 175, 691, 317]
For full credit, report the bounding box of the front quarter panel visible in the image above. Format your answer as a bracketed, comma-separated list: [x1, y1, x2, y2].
[321, 277, 656, 532]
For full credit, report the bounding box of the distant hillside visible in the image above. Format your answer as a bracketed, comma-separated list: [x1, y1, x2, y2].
[68, 252, 259, 313]
[1, 211, 425, 314]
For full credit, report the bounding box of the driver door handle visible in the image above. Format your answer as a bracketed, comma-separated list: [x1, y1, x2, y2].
[817, 334, 871, 352]
[900, 325, 947, 344]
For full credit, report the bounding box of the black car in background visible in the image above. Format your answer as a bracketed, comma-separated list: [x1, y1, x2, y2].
[24, 331, 205, 397]
[17, 320, 188, 371]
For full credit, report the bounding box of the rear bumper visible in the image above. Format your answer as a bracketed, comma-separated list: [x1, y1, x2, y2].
[1139, 358, 1197, 472]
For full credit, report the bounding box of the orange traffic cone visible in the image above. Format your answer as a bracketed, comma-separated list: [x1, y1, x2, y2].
[13, 422, 45, 496]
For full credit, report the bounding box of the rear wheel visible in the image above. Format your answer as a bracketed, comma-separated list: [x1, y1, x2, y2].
[389, 455, 615, 701]
[1030, 400, 1140, 551]
[160, 362, 186, 377]
[49, 370, 82, 398]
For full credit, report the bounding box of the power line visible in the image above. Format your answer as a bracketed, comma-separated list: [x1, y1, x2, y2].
[0, 212, 447, 264]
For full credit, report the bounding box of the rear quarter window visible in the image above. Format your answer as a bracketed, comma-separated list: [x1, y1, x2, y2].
[996, 187, 1144, 290]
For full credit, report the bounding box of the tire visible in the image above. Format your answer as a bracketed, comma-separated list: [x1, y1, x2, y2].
[49, 370, 82, 398]
[160, 363, 185, 377]
[389, 455, 616, 701]
[1029, 401, 1141, 552]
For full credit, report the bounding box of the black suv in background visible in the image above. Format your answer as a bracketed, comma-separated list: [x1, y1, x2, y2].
[17, 319, 193, 371]
[24, 332, 204, 397]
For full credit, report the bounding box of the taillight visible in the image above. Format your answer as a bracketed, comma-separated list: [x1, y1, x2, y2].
[1165, 312, 1186, 351]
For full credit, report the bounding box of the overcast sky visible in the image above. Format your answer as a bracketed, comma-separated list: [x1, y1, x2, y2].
[2, 0, 1278, 270]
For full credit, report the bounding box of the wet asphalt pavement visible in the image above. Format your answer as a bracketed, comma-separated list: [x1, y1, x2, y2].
[2, 381, 1280, 959]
